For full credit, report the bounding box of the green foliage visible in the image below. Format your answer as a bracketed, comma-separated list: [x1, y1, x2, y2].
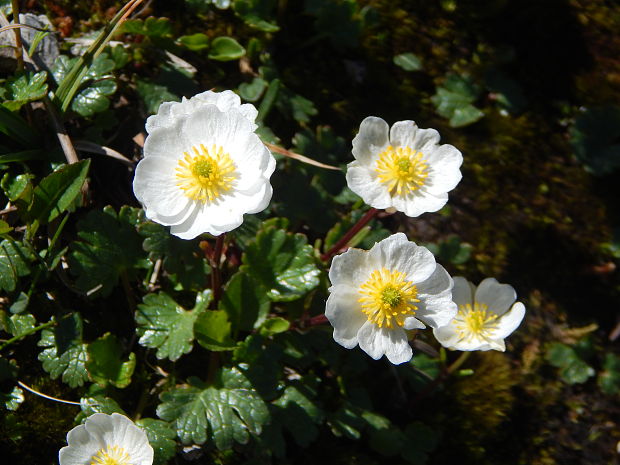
[157, 368, 270, 449]
[135, 291, 210, 361]
[431, 74, 485, 127]
[220, 270, 270, 332]
[570, 106, 620, 175]
[123, 17, 174, 38]
[52, 54, 117, 117]
[597, 353, 620, 395]
[2, 71, 49, 111]
[38, 314, 89, 388]
[208, 36, 246, 61]
[28, 159, 90, 226]
[0, 312, 36, 337]
[0, 239, 34, 292]
[178, 33, 210, 51]
[242, 224, 320, 301]
[233, 0, 279, 32]
[546, 342, 595, 385]
[424, 235, 472, 266]
[393, 53, 423, 71]
[137, 419, 177, 465]
[68, 206, 146, 297]
[139, 221, 209, 290]
[194, 310, 236, 351]
[136, 79, 179, 115]
[86, 333, 136, 388]
[238, 77, 268, 102]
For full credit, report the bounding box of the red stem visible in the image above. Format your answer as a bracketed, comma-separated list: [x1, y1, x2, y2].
[321, 208, 379, 262]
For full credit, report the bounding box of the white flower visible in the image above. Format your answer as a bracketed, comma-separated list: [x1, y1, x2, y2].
[133, 90, 276, 239]
[59, 413, 153, 465]
[433, 277, 526, 351]
[346, 116, 463, 217]
[326, 233, 457, 364]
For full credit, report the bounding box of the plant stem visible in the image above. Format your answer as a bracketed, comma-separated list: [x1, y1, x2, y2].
[17, 380, 81, 406]
[10, 0, 23, 71]
[410, 351, 472, 407]
[0, 315, 71, 351]
[321, 208, 378, 262]
[210, 234, 225, 307]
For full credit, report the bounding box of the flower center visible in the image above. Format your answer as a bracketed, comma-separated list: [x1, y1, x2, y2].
[175, 144, 237, 203]
[452, 303, 499, 342]
[90, 445, 132, 465]
[375, 145, 429, 196]
[358, 268, 420, 328]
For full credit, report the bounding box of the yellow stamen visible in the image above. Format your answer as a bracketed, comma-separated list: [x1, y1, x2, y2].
[175, 144, 237, 203]
[358, 268, 420, 328]
[375, 145, 429, 196]
[90, 445, 132, 465]
[452, 302, 499, 342]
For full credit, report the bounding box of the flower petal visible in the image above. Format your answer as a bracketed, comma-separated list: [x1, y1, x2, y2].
[326, 285, 368, 349]
[389, 120, 419, 148]
[352, 116, 389, 164]
[423, 144, 463, 195]
[474, 278, 517, 315]
[391, 189, 449, 217]
[329, 247, 370, 286]
[357, 322, 412, 364]
[367, 233, 436, 284]
[345, 163, 392, 209]
[493, 302, 526, 340]
[451, 276, 475, 307]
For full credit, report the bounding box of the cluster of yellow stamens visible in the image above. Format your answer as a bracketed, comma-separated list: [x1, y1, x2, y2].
[90, 445, 131, 465]
[175, 144, 237, 203]
[375, 145, 429, 196]
[358, 268, 420, 328]
[452, 302, 499, 342]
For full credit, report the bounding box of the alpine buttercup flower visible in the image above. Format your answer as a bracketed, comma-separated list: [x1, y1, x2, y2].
[59, 413, 153, 465]
[346, 116, 463, 216]
[133, 90, 276, 239]
[326, 233, 457, 364]
[433, 277, 526, 351]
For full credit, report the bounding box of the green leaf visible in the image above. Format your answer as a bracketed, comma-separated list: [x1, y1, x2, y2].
[1, 312, 36, 337]
[401, 421, 439, 464]
[0, 105, 40, 147]
[219, 270, 270, 332]
[233, 0, 280, 32]
[1, 387, 24, 411]
[135, 292, 207, 361]
[208, 36, 246, 61]
[38, 314, 89, 388]
[2, 71, 49, 111]
[139, 221, 210, 291]
[136, 79, 180, 115]
[0, 239, 34, 293]
[570, 106, 620, 175]
[123, 17, 174, 38]
[28, 159, 90, 225]
[238, 77, 268, 102]
[424, 236, 472, 266]
[545, 342, 595, 384]
[431, 74, 484, 127]
[136, 419, 177, 465]
[157, 367, 269, 449]
[68, 206, 146, 297]
[598, 353, 620, 395]
[1, 173, 33, 204]
[259, 317, 290, 336]
[72, 78, 117, 117]
[233, 334, 283, 399]
[393, 53, 423, 71]
[242, 226, 320, 301]
[78, 394, 125, 421]
[86, 333, 136, 388]
[194, 310, 236, 351]
[0, 220, 11, 235]
[273, 383, 323, 447]
[178, 33, 210, 51]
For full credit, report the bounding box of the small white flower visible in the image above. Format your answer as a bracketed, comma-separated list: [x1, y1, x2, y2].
[346, 116, 463, 217]
[133, 90, 276, 239]
[326, 233, 457, 364]
[59, 413, 153, 465]
[433, 277, 526, 351]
